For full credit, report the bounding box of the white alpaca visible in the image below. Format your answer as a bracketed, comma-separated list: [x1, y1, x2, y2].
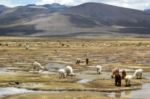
[58, 69, 67, 78]
[125, 75, 134, 86]
[96, 65, 102, 74]
[133, 69, 143, 79]
[33, 61, 45, 71]
[125, 69, 143, 86]
[65, 66, 75, 76]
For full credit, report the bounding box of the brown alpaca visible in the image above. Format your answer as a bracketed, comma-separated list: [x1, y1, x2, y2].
[115, 73, 122, 86]
[111, 67, 119, 78]
[121, 70, 126, 79]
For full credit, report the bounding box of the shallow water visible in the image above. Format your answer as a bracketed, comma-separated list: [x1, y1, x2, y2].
[0, 68, 16, 75]
[77, 79, 93, 84]
[107, 83, 150, 99]
[0, 87, 34, 97]
[46, 63, 65, 71]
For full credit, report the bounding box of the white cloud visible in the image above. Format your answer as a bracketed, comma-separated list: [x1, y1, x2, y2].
[36, 0, 150, 10]
[0, 0, 14, 7]
[36, 0, 75, 5]
[0, 0, 149, 10]
[102, 0, 150, 10]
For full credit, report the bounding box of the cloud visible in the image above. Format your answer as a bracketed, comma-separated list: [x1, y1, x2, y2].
[0, 0, 149, 10]
[36, 0, 150, 10]
[102, 0, 150, 10]
[0, 0, 14, 7]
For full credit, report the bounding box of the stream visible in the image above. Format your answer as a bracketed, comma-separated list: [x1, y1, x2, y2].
[106, 83, 150, 99]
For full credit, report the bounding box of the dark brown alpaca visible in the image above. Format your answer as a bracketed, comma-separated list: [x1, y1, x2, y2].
[115, 73, 122, 86]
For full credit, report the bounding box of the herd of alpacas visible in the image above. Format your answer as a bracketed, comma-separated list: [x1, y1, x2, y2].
[32, 59, 143, 87]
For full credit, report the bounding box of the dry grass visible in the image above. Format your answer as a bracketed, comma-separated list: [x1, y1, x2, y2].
[0, 37, 149, 99]
[85, 79, 142, 89]
[0, 37, 150, 70]
[2, 92, 128, 99]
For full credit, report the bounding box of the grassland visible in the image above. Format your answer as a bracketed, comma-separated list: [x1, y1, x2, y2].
[0, 37, 150, 99]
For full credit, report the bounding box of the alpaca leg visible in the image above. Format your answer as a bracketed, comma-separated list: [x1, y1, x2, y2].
[129, 80, 131, 86]
[115, 78, 117, 86]
[63, 73, 65, 78]
[111, 75, 114, 78]
[59, 73, 61, 78]
[118, 79, 121, 86]
[125, 79, 127, 86]
[140, 73, 142, 79]
[97, 69, 99, 74]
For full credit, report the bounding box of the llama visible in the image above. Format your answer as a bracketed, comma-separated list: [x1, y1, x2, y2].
[76, 58, 81, 64]
[58, 68, 67, 78]
[96, 65, 102, 74]
[111, 67, 119, 78]
[115, 72, 122, 86]
[65, 66, 75, 76]
[125, 69, 143, 86]
[125, 75, 134, 86]
[133, 69, 143, 79]
[32, 61, 45, 71]
[58, 66, 75, 79]
[119, 69, 127, 79]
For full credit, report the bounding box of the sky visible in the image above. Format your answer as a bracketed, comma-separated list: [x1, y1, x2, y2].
[0, 0, 149, 10]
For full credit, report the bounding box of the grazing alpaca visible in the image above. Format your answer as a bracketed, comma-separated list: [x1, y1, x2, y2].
[120, 69, 126, 79]
[115, 72, 122, 86]
[33, 61, 45, 71]
[133, 69, 143, 79]
[85, 58, 89, 65]
[125, 75, 134, 87]
[111, 67, 119, 78]
[58, 69, 67, 78]
[76, 58, 81, 64]
[65, 66, 75, 76]
[96, 65, 102, 74]
[58, 66, 75, 79]
[125, 69, 143, 86]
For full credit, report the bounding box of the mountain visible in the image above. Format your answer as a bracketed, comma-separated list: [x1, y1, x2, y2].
[0, 5, 8, 14]
[66, 3, 150, 27]
[0, 2, 150, 37]
[144, 9, 150, 14]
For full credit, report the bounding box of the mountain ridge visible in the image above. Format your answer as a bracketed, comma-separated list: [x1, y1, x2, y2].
[0, 2, 150, 37]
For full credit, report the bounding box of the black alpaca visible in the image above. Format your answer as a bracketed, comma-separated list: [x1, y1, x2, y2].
[115, 73, 122, 86]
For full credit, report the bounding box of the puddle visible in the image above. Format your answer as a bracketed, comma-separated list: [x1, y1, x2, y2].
[46, 63, 65, 71]
[0, 68, 16, 75]
[107, 83, 150, 99]
[77, 79, 93, 84]
[76, 70, 111, 84]
[0, 87, 34, 97]
[0, 68, 8, 74]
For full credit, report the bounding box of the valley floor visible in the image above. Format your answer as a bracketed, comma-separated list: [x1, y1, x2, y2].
[0, 37, 150, 99]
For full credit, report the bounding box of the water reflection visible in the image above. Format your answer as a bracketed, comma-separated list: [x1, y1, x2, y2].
[115, 91, 121, 98]
[0, 87, 34, 97]
[107, 83, 150, 99]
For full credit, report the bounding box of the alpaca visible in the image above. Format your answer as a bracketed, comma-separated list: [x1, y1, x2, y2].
[96, 65, 102, 74]
[32, 61, 45, 71]
[111, 67, 119, 78]
[76, 58, 81, 64]
[85, 58, 89, 65]
[125, 75, 134, 86]
[58, 69, 67, 78]
[58, 66, 75, 79]
[133, 69, 143, 79]
[124, 69, 143, 86]
[115, 73, 122, 86]
[119, 69, 126, 79]
[65, 66, 75, 76]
